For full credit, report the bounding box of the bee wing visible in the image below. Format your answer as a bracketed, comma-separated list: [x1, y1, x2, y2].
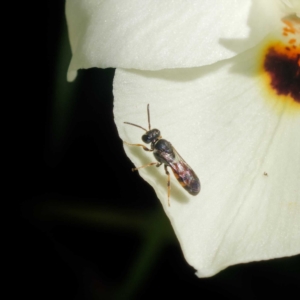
[168, 148, 201, 196]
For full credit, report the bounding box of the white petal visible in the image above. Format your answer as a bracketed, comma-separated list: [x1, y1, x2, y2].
[280, 0, 300, 17]
[66, 0, 281, 81]
[113, 44, 300, 276]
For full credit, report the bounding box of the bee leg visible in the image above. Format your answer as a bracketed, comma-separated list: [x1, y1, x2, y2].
[164, 165, 171, 206]
[132, 162, 160, 172]
[123, 141, 153, 152]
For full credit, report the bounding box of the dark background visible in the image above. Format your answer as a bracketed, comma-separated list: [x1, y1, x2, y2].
[22, 1, 300, 299]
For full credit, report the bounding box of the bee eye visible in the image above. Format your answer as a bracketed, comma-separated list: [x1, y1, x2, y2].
[142, 134, 151, 144]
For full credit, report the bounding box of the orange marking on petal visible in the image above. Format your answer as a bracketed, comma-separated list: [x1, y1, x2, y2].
[282, 17, 300, 37]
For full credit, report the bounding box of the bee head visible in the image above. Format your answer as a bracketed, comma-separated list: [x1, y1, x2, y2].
[142, 129, 161, 144]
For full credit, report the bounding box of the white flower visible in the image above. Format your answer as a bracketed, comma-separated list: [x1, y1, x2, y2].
[66, 0, 300, 277]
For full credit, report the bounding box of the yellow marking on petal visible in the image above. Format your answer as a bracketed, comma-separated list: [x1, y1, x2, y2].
[287, 202, 300, 214]
[256, 16, 300, 115]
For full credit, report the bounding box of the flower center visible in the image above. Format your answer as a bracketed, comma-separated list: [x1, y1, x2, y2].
[259, 15, 300, 112]
[264, 42, 299, 103]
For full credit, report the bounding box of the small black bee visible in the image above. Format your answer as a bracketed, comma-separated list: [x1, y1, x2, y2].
[124, 104, 200, 206]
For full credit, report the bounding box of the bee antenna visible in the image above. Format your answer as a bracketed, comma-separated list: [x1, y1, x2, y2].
[124, 122, 147, 132]
[147, 104, 151, 130]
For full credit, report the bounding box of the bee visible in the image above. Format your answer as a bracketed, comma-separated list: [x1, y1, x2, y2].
[124, 104, 200, 206]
